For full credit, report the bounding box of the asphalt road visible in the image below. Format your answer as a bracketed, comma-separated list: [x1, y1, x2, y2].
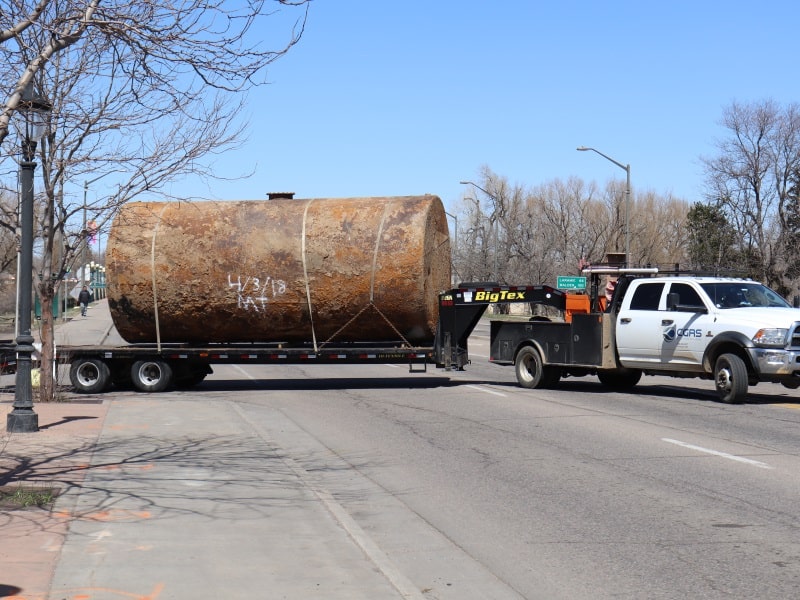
[173, 320, 800, 599]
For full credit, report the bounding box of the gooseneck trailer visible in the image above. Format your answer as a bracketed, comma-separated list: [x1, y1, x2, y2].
[61, 284, 567, 393]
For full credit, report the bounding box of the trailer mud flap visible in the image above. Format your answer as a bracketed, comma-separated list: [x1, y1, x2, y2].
[409, 361, 428, 373]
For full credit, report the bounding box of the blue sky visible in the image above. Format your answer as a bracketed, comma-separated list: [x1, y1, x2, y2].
[165, 0, 800, 214]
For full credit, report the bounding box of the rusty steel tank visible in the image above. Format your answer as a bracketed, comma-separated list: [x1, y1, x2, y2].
[106, 194, 451, 346]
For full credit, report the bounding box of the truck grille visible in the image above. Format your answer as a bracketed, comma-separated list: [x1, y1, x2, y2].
[791, 323, 800, 348]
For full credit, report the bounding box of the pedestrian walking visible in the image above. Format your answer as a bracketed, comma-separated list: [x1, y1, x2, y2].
[78, 285, 92, 317]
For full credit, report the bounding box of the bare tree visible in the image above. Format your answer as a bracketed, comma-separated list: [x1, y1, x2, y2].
[454, 167, 694, 293]
[631, 191, 690, 268]
[0, 0, 310, 400]
[702, 99, 800, 292]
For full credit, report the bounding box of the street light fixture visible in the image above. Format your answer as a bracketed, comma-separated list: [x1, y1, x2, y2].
[8, 81, 51, 433]
[577, 146, 631, 265]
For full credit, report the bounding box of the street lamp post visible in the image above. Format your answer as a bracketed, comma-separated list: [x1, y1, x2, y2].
[7, 82, 51, 433]
[577, 146, 631, 265]
[459, 180, 499, 280]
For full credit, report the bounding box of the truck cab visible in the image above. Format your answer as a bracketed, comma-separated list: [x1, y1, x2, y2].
[614, 275, 800, 401]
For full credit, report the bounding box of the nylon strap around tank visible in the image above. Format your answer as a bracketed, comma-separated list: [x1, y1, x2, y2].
[150, 204, 169, 352]
[301, 199, 318, 352]
[369, 203, 390, 303]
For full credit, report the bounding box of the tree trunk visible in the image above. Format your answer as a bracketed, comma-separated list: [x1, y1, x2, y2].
[38, 285, 56, 402]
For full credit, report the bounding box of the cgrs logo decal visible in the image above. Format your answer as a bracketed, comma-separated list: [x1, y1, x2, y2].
[663, 325, 703, 342]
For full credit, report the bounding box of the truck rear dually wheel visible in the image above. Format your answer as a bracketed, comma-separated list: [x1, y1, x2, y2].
[131, 360, 173, 393]
[515, 346, 559, 389]
[714, 353, 748, 404]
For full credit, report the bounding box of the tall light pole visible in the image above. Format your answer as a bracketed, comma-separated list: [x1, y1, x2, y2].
[459, 180, 499, 280]
[8, 82, 51, 433]
[577, 146, 631, 265]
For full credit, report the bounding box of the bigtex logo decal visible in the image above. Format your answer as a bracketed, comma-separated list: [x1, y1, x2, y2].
[663, 325, 703, 342]
[474, 290, 526, 302]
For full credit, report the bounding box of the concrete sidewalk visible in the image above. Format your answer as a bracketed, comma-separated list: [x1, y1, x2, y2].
[1, 300, 413, 600]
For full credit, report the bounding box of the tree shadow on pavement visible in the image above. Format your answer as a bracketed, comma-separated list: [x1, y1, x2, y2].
[0, 430, 365, 535]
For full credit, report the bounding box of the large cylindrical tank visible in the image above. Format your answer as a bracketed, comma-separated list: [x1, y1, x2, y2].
[106, 195, 451, 345]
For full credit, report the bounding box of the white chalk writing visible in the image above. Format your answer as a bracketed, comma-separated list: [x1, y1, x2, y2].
[228, 273, 287, 312]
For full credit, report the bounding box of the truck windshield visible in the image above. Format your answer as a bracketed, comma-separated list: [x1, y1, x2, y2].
[700, 282, 791, 309]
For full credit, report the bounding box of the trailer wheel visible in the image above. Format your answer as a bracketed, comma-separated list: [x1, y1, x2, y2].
[597, 368, 642, 390]
[714, 353, 748, 404]
[131, 360, 173, 393]
[70, 358, 111, 394]
[515, 346, 558, 389]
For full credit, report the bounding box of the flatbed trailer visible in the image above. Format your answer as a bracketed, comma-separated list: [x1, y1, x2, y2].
[60, 284, 568, 393]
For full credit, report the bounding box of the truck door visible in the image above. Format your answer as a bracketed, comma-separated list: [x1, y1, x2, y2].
[659, 282, 711, 369]
[615, 282, 666, 365]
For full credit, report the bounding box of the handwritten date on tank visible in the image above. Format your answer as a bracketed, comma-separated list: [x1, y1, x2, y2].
[228, 274, 287, 312]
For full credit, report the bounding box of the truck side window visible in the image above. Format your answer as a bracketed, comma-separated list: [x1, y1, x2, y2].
[628, 283, 664, 310]
[669, 283, 704, 308]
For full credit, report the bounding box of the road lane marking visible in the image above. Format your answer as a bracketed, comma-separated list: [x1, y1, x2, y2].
[466, 384, 507, 397]
[662, 438, 773, 469]
[231, 364, 257, 380]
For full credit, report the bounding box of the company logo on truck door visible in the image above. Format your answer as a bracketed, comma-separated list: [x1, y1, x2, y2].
[474, 290, 526, 302]
[663, 325, 703, 342]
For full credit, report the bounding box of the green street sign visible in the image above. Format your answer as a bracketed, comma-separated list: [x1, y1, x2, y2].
[556, 276, 587, 290]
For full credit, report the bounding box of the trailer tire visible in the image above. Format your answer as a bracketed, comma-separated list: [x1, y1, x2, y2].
[70, 358, 111, 394]
[597, 368, 642, 390]
[714, 353, 748, 404]
[131, 360, 173, 393]
[515, 346, 558, 389]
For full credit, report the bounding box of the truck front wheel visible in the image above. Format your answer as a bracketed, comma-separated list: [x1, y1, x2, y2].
[70, 358, 111, 393]
[515, 346, 559, 389]
[714, 353, 748, 404]
[131, 360, 173, 393]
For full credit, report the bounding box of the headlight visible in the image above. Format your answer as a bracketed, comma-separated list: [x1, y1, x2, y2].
[752, 328, 788, 347]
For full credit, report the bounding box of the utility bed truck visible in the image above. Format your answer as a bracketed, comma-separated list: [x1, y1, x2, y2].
[483, 267, 800, 403]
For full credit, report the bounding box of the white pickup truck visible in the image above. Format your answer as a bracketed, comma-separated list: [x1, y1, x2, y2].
[487, 271, 800, 403]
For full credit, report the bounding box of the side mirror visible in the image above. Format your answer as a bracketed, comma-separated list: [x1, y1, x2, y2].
[667, 292, 680, 311]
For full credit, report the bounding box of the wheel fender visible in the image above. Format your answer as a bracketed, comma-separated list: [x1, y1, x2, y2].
[702, 331, 754, 372]
[515, 339, 548, 366]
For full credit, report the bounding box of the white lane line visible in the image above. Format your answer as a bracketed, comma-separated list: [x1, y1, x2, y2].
[465, 384, 507, 398]
[232, 364, 257, 379]
[662, 438, 773, 469]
